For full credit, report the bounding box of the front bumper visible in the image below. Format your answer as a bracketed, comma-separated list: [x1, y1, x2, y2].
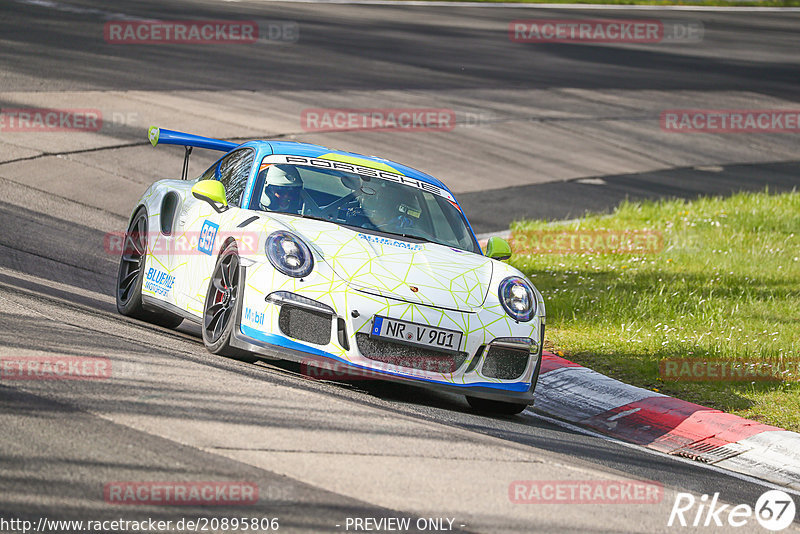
[231, 266, 543, 404]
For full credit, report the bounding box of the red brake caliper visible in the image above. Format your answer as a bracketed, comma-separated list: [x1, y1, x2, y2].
[215, 277, 226, 304]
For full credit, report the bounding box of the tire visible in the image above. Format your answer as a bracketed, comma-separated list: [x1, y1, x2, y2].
[202, 243, 257, 363]
[466, 396, 529, 415]
[116, 207, 183, 329]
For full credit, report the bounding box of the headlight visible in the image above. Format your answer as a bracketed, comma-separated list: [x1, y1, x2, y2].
[498, 276, 536, 322]
[265, 231, 314, 278]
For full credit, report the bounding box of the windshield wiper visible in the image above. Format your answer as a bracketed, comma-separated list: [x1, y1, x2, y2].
[270, 211, 334, 224]
[298, 213, 335, 223]
[377, 230, 441, 246]
[272, 212, 447, 247]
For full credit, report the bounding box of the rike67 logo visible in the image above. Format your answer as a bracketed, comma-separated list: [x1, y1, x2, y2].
[669, 490, 796, 531]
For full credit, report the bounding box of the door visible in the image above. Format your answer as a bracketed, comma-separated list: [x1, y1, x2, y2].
[174, 148, 255, 315]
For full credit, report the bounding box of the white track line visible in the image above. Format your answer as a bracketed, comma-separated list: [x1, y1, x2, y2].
[529, 410, 800, 496]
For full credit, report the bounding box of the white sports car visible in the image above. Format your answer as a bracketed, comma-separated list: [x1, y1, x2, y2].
[116, 127, 545, 414]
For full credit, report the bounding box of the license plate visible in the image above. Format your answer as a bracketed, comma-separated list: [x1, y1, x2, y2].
[370, 316, 463, 353]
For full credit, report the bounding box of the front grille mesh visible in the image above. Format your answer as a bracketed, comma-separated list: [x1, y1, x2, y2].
[278, 305, 331, 345]
[482, 346, 530, 380]
[356, 334, 468, 374]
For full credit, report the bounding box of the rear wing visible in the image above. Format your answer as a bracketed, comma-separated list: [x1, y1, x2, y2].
[148, 126, 239, 180]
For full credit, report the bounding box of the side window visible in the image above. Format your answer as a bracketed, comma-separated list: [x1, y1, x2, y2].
[218, 149, 255, 207]
[199, 161, 218, 181]
[421, 192, 461, 244]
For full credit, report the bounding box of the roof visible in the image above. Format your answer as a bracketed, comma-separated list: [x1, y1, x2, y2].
[149, 127, 450, 192]
[260, 140, 450, 191]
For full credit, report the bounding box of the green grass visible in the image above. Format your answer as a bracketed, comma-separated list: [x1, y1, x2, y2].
[509, 190, 800, 431]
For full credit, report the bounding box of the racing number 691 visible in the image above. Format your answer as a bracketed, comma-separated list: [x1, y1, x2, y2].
[199, 224, 215, 252]
[198, 220, 220, 256]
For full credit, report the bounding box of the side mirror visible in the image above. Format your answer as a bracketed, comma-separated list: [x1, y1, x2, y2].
[485, 236, 512, 261]
[191, 181, 228, 213]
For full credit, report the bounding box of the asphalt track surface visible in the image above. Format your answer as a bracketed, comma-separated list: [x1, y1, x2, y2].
[1, 0, 799, 532]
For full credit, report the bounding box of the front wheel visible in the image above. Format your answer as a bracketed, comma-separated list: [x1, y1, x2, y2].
[202, 243, 257, 363]
[466, 396, 529, 415]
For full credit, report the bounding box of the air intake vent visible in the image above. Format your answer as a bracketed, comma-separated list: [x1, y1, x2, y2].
[482, 345, 529, 380]
[337, 317, 350, 351]
[278, 305, 332, 345]
[356, 334, 467, 374]
[464, 345, 485, 374]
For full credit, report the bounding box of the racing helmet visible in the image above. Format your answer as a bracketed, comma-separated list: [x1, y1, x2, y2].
[262, 165, 303, 212]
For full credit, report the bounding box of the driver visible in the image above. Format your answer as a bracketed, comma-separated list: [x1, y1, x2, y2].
[361, 181, 417, 230]
[260, 165, 303, 214]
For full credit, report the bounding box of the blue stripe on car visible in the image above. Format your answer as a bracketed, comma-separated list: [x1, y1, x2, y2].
[239, 324, 530, 392]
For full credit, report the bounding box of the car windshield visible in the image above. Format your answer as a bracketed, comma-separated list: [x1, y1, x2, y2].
[252, 161, 479, 254]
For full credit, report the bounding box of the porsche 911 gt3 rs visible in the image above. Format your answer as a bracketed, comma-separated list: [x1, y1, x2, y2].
[116, 127, 545, 414]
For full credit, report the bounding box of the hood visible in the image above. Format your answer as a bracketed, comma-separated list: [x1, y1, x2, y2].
[267, 216, 493, 312]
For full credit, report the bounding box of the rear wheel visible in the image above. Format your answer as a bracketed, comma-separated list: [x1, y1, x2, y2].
[202, 243, 257, 362]
[116, 208, 183, 329]
[466, 396, 529, 415]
